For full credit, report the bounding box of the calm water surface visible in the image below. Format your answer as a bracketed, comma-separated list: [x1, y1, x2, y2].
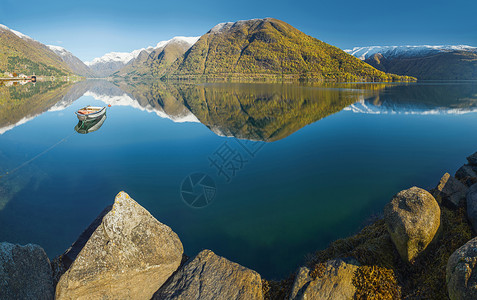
[0, 80, 476, 279]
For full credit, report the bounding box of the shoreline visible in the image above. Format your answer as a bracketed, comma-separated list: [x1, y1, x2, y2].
[1, 152, 477, 299]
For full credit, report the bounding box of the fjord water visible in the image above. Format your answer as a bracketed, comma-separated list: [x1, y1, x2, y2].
[1, 80, 477, 279]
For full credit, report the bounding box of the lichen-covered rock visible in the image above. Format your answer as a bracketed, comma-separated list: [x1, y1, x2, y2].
[467, 152, 477, 166]
[446, 236, 477, 300]
[384, 187, 441, 262]
[0, 242, 54, 300]
[154, 249, 263, 300]
[433, 173, 468, 208]
[56, 191, 183, 300]
[289, 258, 359, 300]
[466, 184, 477, 232]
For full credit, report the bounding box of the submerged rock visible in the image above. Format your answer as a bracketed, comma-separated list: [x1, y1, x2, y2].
[55, 191, 183, 300]
[289, 258, 359, 300]
[447, 236, 477, 300]
[455, 165, 477, 183]
[466, 184, 477, 232]
[433, 173, 468, 208]
[0, 242, 54, 300]
[154, 249, 263, 300]
[467, 152, 477, 166]
[384, 187, 440, 262]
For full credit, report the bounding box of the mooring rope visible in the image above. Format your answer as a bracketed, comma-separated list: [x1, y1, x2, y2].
[0, 106, 109, 180]
[0, 131, 76, 179]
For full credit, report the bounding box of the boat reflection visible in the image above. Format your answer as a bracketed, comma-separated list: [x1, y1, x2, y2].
[74, 114, 107, 134]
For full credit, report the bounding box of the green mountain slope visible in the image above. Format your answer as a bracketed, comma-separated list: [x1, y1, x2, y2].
[0, 25, 72, 77]
[115, 39, 197, 79]
[364, 51, 477, 80]
[165, 18, 414, 82]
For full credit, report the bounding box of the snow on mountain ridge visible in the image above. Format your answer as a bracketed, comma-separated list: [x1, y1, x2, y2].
[344, 45, 477, 60]
[344, 99, 477, 115]
[155, 36, 200, 49]
[0, 23, 34, 40]
[208, 18, 271, 34]
[85, 36, 200, 67]
[47, 45, 70, 57]
[84, 91, 200, 123]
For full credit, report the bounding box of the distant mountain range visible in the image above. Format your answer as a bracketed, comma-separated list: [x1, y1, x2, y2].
[47, 45, 95, 77]
[84, 37, 199, 78]
[1, 21, 475, 81]
[345, 45, 477, 80]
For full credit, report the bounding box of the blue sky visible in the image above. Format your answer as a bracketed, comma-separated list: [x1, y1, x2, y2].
[0, 0, 475, 62]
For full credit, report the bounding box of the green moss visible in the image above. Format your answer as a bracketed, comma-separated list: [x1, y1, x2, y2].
[400, 206, 472, 299]
[262, 277, 294, 300]
[305, 204, 473, 299]
[353, 266, 401, 299]
[308, 219, 398, 269]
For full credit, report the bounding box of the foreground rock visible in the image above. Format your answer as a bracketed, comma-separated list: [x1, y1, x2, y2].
[466, 184, 477, 232]
[447, 236, 477, 300]
[0, 242, 54, 300]
[433, 173, 468, 207]
[289, 258, 360, 300]
[384, 187, 440, 262]
[154, 249, 263, 300]
[56, 191, 183, 300]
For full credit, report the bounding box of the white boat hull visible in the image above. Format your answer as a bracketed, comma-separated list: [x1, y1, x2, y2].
[75, 106, 107, 121]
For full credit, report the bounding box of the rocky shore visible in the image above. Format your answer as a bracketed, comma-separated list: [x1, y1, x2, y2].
[2, 152, 477, 299]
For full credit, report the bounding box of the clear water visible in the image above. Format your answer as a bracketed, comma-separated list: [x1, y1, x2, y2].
[0, 80, 476, 279]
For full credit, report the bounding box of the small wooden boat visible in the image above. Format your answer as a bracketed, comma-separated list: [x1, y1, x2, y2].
[75, 106, 106, 121]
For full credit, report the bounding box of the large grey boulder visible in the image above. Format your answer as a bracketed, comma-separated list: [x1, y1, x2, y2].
[384, 187, 441, 262]
[447, 236, 477, 300]
[0, 242, 54, 300]
[466, 184, 477, 232]
[289, 258, 359, 300]
[154, 249, 263, 300]
[56, 191, 184, 300]
[433, 173, 468, 208]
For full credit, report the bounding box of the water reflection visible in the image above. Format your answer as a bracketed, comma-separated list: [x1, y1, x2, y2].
[2, 79, 477, 278]
[0, 80, 75, 134]
[117, 81, 388, 141]
[74, 114, 107, 134]
[2, 80, 477, 139]
[346, 82, 477, 115]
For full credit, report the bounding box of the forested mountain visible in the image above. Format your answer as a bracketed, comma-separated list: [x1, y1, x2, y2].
[163, 18, 414, 81]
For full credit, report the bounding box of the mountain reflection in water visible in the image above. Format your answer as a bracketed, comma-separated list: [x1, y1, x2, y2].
[1, 80, 477, 279]
[2, 80, 477, 140]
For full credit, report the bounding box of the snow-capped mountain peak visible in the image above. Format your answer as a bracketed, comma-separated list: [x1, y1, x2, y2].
[208, 18, 270, 34]
[84, 50, 144, 67]
[344, 45, 477, 60]
[85, 36, 200, 67]
[47, 45, 70, 56]
[155, 36, 200, 49]
[0, 24, 34, 40]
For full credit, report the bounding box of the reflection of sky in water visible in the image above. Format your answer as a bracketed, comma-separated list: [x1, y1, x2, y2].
[0, 81, 477, 279]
